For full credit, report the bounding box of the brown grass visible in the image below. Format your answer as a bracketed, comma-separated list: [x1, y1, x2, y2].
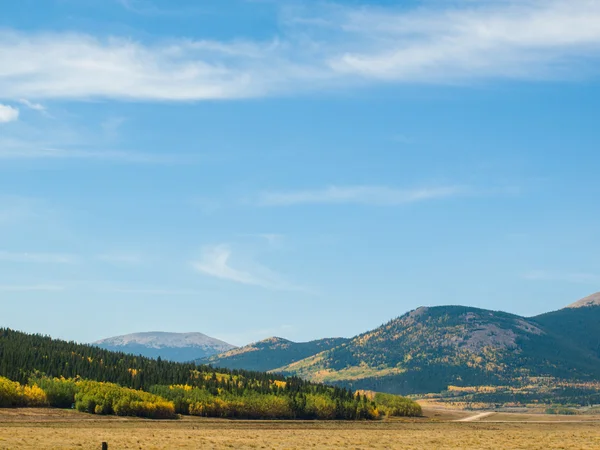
[0, 408, 599, 450]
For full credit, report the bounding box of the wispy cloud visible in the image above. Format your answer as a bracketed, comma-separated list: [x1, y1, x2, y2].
[105, 287, 201, 295]
[0, 137, 191, 163]
[101, 117, 127, 140]
[391, 134, 414, 145]
[238, 233, 285, 247]
[1, 1, 600, 101]
[116, 0, 208, 17]
[0, 251, 77, 264]
[0, 284, 64, 292]
[325, 0, 600, 82]
[0, 104, 19, 123]
[96, 253, 143, 265]
[0, 195, 41, 225]
[192, 244, 303, 291]
[522, 270, 600, 284]
[18, 99, 47, 114]
[257, 185, 466, 206]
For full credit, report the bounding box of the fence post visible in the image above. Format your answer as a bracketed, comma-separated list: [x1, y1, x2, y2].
[101, 442, 108, 450]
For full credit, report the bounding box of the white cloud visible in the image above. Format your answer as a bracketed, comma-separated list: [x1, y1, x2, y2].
[327, 0, 600, 82]
[192, 244, 301, 291]
[0, 251, 77, 264]
[1, 1, 600, 101]
[18, 99, 47, 113]
[0, 31, 281, 101]
[522, 270, 600, 284]
[257, 185, 466, 206]
[0, 104, 19, 123]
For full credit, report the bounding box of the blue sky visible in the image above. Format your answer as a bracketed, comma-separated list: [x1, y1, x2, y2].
[1, 0, 600, 345]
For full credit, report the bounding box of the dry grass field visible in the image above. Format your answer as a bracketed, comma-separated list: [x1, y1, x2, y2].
[0, 408, 599, 450]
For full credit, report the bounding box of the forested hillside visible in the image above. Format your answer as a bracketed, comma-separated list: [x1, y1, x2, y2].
[276, 305, 600, 399]
[0, 328, 209, 389]
[277, 306, 600, 395]
[200, 298, 600, 403]
[200, 337, 348, 372]
[0, 328, 421, 420]
[533, 306, 600, 360]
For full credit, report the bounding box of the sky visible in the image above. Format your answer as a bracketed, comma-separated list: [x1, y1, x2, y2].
[1, 0, 600, 346]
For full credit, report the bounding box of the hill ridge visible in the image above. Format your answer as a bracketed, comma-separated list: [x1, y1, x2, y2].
[201, 300, 600, 397]
[94, 331, 235, 363]
[566, 292, 600, 308]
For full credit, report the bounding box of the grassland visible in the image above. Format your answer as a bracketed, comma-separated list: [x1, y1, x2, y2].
[1, 408, 600, 450]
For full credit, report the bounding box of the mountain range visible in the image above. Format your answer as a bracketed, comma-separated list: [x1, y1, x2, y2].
[91, 293, 600, 399]
[202, 292, 600, 396]
[199, 337, 349, 372]
[94, 332, 235, 363]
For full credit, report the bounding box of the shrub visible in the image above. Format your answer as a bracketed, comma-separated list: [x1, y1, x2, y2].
[373, 392, 422, 417]
[75, 380, 176, 419]
[30, 377, 76, 408]
[0, 376, 48, 407]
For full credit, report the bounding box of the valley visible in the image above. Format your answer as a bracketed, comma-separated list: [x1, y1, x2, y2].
[0, 408, 598, 450]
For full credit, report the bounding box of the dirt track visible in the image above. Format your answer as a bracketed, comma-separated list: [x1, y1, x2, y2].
[456, 412, 495, 422]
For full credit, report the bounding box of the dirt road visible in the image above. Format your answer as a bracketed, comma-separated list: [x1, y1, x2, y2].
[456, 412, 495, 422]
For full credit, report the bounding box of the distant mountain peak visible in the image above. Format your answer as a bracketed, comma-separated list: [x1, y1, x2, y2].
[566, 292, 600, 309]
[93, 331, 235, 363]
[94, 331, 232, 349]
[259, 336, 292, 345]
[198, 337, 350, 372]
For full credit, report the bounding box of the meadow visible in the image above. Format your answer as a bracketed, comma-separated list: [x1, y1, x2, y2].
[1, 408, 599, 450]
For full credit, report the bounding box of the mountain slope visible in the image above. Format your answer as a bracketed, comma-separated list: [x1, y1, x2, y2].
[94, 332, 235, 363]
[533, 293, 600, 359]
[199, 337, 349, 372]
[277, 305, 600, 395]
[565, 292, 600, 308]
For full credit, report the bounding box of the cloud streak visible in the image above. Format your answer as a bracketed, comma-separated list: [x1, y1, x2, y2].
[0, 137, 192, 163]
[192, 244, 303, 291]
[326, 0, 600, 82]
[105, 287, 201, 295]
[18, 99, 47, 114]
[0, 284, 64, 292]
[1, 1, 600, 101]
[96, 253, 143, 265]
[0, 251, 77, 264]
[0, 196, 42, 225]
[257, 185, 466, 206]
[522, 270, 600, 284]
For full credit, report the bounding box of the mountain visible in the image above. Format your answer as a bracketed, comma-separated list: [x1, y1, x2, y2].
[200, 294, 600, 399]
[94, 332, 235, 363]
[277, 305, 600, 394]
[533, 293, 600, 360]
[565, 292, 600, 308]
[199, 337, 349, 372]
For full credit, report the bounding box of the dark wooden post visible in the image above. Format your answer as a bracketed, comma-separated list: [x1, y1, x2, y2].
[101, 442, 108, 450]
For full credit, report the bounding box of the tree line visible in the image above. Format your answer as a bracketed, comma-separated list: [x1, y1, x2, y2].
[0, 328, 422, 420]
